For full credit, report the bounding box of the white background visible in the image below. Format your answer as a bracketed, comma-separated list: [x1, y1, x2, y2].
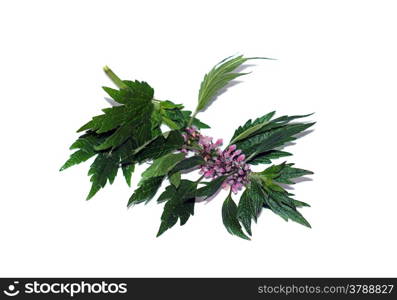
[1, 0, 396, 277]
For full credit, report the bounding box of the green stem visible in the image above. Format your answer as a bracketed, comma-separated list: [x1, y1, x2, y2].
[195, 174, 205, 184]
[103, 66, 128, 89]
[246, 152, 257, 162]
[187, 110, 198, 127]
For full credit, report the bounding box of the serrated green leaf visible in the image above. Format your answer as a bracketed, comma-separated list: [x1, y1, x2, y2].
[230, 111, 276, 144]
[94, 120, 135, 150]
[258, 185, 311, 227]
[86, 152, 119, 200]
[61, 131, 103, 171]
[151, 109, 162, 136]
[156, 180, 197, 237]
[196, 55, 269, 113]
[169, 155, 205, 176]
[230, 122, 269, 144]
[94, 100, 154, 150]
[236, 177, 266, 235]
[121, 163, 134, 186]
[275, 164, 314, 184]
[133, 130, 184, 163]
[239, 122, 315, 159]
[102, 87, 135, 105]
[267, 192, 311, 228]
[236, 111, 275, 132]
[191, 117, 211, 129]
[196, 175, 227, 199]
[157, 184, 176, 203]
[161, 115, 180, 130]
[293, 200, 311, 207]
[169, 171, 181, 187]
[122, 80, 154, 100]
[166, 110, 210, 129]
[60, 149, 96, 171]
[128, 176, 163, 206]
[268, 190, 310, 209]
[249, 150, 292, 165]
[222, 193, 250, 240]
[140, 152, 185, 183]
[236, 189, 253, 236]
[160, 100, 184, 109]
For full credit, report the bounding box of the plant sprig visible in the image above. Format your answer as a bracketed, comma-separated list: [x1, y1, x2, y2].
[61, 55, 314, 239]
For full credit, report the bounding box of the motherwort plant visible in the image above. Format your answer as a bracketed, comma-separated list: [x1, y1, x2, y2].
[61, 55, 314, 239]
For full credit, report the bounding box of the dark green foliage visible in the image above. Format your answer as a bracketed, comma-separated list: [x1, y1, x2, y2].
[140, 153, 185, 182]
[230, 111, 275, 144]
[128, 176, 164, 206]
[196, 55, 270, 113]
[236, 178, 265, 236]
[165, 109, 210, 129]
[62, 74, 188, 200]
[169, 156, 205, 175]
[259, 162, 314, 185]
[196, 176, 227, 199]
[248, 150, 292, 165]
[234, 114, 315, 158]
[86, 152, 120, 200]
[222, 193, 250, 240]
[157, 180, 197, 237]
[60, 132, 105, 171]
[133, 130, 185, 162]
[61, 56, 314, 239]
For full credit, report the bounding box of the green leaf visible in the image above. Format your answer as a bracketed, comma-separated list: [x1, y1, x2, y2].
[128, 176, 163, 206]
[60, 149, 96, 171]
[157, 180, 197, 237]
[157, 184, 176, 203]
[94, 120, 135, 150]
[181, 111, 211, 129]
[61, 132, 109, 171]
[191, 117, 211, 129]
[62, 132, 137, 197]
[222, 193, 250, 240]
[102, 87, 139, 105]
[196, 55, 268, 113]
[161, 115, 180, 130]
[121, 163, 135, 186]
[259, 162, 313, 185]
[169, 171, 181, 187]
[169, 155, 205, 175]
[196, 175, 227, 199]
[160, 100, 184, 109]
[86, 152, 119, 200]
[249, 150, 292, 165]
[230, 111, 275, 144]
[239, 122, 315, 159]
[230, 122, 269, 144]
[95, 100, 154, 150]
[122, 80, 154, 100]
[162, 109, 187, 128]
[236, 190, 253, 236]
[133, 130, 184, 162]
[150, 109, 162, 136]
[268, 190, 310, 209]
[267, 191, 311, 228]
[140, 152, 185, 183]
[77, 106, 127, 133]
[275, 164, 314, 184]
[237, 178, 266, 235]
[293, 199, 311, 208]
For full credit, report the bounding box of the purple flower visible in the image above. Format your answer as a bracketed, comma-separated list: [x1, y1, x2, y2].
[180, 128, 251, 194]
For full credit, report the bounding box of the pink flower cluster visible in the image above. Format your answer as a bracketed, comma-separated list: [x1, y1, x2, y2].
[181, 127, 251, 194]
